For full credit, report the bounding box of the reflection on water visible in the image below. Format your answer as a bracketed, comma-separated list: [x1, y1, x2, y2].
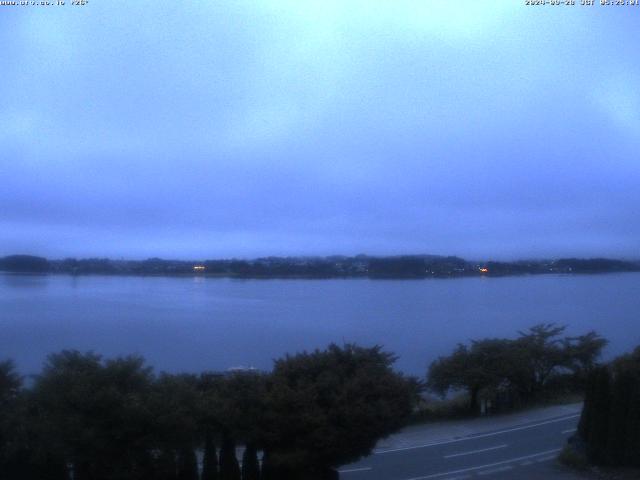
[1, 273, 51, 289]
[1, 272, 639, 376]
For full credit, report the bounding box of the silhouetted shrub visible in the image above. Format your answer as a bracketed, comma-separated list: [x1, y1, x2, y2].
[578, 346, 640, 467]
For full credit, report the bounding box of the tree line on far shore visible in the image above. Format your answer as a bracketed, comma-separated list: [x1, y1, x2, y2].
[0, 345, 418, 480]
[2, 254, 638, 278]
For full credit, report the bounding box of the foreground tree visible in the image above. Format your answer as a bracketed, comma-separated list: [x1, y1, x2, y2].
[562, 331, 608, 380]
[612, 347, 640, 466]
[428, 339, 511, 411]
[177, 446, 198, 480]
[241, 444, 260, 480]
[201, 371, 267, 480]
[218, 433, 241, 480]
[428, 324, 608, 412]
[3, 343, 418, 479]
[201, 431, 219, 480]
[150, 373, 201, 480]
[508, 324, 569, 398]
[0, 360, 20, 402]
[33, 351, 156, 480]
[582, 366, 611, 464]
[578, 347, 640, 467]
[262, 344, 418, 479]
[0, 360, 27, 478]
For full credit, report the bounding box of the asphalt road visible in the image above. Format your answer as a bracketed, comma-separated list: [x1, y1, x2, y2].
[339, 412, 583, 480]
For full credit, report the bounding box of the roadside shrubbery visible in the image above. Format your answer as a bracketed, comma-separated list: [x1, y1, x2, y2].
[426, 324, 607, 414]
[558, 444, 589, 471]
[577, 346, 640, 468]
[0, 344, 419, 480]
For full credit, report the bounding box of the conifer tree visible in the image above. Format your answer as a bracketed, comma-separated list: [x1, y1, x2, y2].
[202, 432, 219, 480]
[585, 366, 611, 464]
[606, 368, 632, 465]
[177, 446, 199, 480]
[156, 449, 179, 480]
[219, 433, 241, 480]
[614, 348, 640, 466]
[577, 367, 595, 440]
[259, 450, 274, 480]
[241, 444, 260, 480]
[624, 379, 640, 466]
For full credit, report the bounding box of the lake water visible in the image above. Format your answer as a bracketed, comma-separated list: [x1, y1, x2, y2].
[1, 272, 639, 377]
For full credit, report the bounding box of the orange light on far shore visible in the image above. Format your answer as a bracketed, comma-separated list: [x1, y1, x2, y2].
[479, 267, 489, 273]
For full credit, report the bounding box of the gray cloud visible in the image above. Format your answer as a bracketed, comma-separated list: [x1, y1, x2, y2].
[1, 2, 639, 259]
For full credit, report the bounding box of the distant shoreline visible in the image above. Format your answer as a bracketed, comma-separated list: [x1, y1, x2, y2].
[1, 254, 638, 280]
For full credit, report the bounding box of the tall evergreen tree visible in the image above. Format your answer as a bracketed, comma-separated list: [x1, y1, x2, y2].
[627, 348, 640, 467]
[32, 453, 69, 480]
[624, 377, 640, 466]
[606, 368, 632, 465]
[219, 433, 240, 480]
[0, 360, 25, 480]
[613, 348, 640, 466]
[201, 432, 218, 480]
[259, 450, 274, 480]
[577, 368, 596, 440]
[156, 449, 178, 480]
[585, 366, 611, 464]
[177, 446, 199, 480]
[241, 443, 260, 480]
[578, 346, 640, 468]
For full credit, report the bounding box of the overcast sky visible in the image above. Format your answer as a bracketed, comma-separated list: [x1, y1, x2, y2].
[1, 1, 639, 260]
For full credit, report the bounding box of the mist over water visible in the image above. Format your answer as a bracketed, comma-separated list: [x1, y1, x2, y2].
[2, 272, 639, 377]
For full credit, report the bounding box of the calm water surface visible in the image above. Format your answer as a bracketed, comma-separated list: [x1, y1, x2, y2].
[2, 273, 639, 376]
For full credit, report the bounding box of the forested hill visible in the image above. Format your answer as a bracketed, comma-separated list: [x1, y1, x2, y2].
[1, 254, 638, 279]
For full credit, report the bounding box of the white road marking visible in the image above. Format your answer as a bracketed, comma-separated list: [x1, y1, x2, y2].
[477, 465, 513, 475]
[376, 414, 579, 454]
[562, 428, 577, 434]
[535, 455, 557, 463]
[402, 448, 562, 480]
[444, 444, 508, 459]
[338, 467, 372, 474]
[442, 475, 472, 480]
